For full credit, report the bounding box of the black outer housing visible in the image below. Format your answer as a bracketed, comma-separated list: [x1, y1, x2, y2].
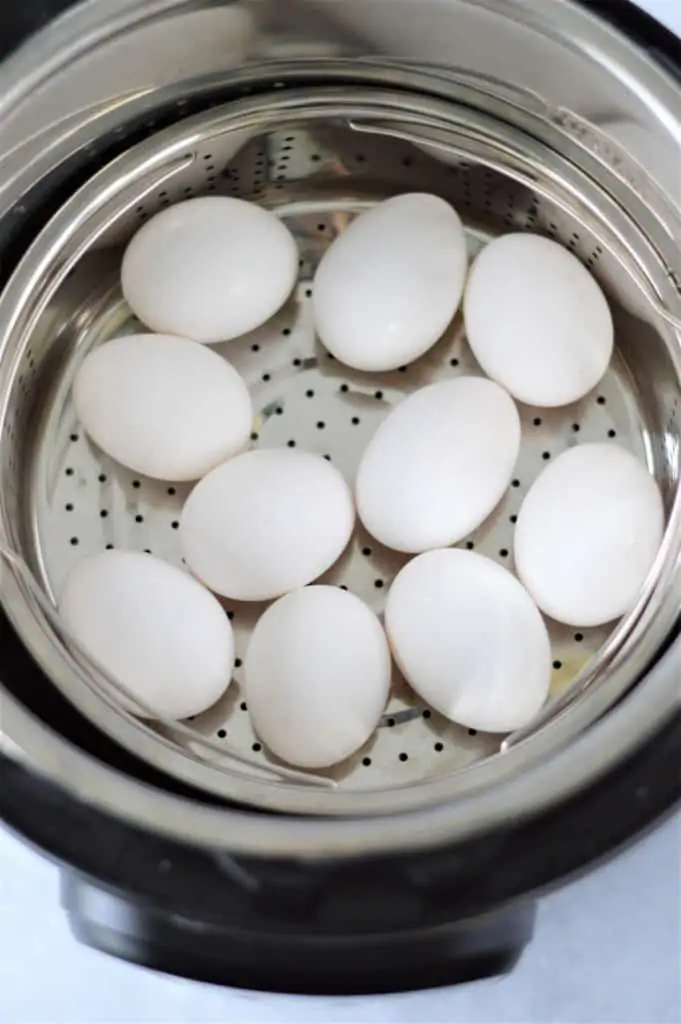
[0, 0, 679, 996]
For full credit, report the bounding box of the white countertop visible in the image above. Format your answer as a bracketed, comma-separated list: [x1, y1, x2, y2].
[2, 1, 681, 1021]
[640, 0, 681, 34]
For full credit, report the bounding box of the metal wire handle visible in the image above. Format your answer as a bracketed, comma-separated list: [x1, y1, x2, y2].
[349, 118, 681, 334]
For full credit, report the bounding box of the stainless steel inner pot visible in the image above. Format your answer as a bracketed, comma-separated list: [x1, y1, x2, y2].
[0, 0, 679, 855]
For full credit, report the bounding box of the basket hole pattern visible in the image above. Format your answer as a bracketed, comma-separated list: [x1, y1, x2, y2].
[37, 132, 627, 790]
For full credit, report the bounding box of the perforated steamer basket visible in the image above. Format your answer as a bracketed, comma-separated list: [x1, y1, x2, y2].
[0, 52, 681, 823]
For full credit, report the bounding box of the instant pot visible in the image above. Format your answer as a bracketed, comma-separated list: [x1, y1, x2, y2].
[0, 0, 680, 995]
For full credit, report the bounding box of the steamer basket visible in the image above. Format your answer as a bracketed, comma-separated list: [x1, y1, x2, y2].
[1, 67, 681, 817]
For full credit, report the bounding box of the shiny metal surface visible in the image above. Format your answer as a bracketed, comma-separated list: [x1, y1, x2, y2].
[0, 0, 678, 846]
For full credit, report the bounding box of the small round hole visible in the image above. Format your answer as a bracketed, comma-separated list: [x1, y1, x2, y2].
[100, 510, 108, 519]
[252, 742, 262, 753]
[542, 451, 551, 461]
[575, 632, 584, 642]
[275, 407, 284, 416]
[65, 503, 74, 512]
[374, 391, 384, 400]
[351, 417, 361, 426]
[398, 366, 408, 373]
[422, 709, 431, 720]
[468, 728, 478, 737]
[340, 384, 349, 393]
[572, 423, 581, 433]
[323, 454, 332, 461]
[339, 585, 349, 592]
[597, 395, 607, 405]
[70, 537, 79, 546]
[499, 548, 509, 558]
[533, 417, 542, 427]
[227, 611, 234, 621]
[98, 474, 107, 483]
[553, 660, 563, 670]
[240, 701, 248, 711]
[512, 479, 521, 488]
[70, 433, 79, 442]
[317, 421, 326, 430]
[287, 439, 296, 448]
[374, 579, 384, 589]
[362, 547, 372, 557]
[251, 432, 259, 441]
[450, 358, 459, 368]
[398, 752, 408, 762]
[217, 729, 227, 739]
[434, 742, 444, 752]
[235, 658, 242, 668]
[387, 718, 396, 728]
[362, 757, 372, 767]
[317, 223, 326, 232]
[65, 468, 74, 477]
[306, 389, 315, 399]
[171, 521, 179, 530]
[105, 544, 114, 550]
[608, 429, 617, 438]
[293, 358, 302, 368]
[167, 487, 176, 496]
[262, 373, 271, 382]
[282, 328, 291, 337]
[132, 480, 141, 489]
[305, 288, 313, 299]
[465, 541, 475, 550]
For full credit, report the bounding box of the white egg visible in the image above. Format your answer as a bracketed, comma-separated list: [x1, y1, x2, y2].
[245, 586, 391, 768]
[180, 449, 355, 601]
[356, 377, 521, 553]
[385, 549, 551, 733]
[59, 550, 234, 720]
[73, 334, 252, 481]
[313, 193, 468, 371]
[121, 196, 298, 343]
[464, 234, 614, 407]
[514, 443, 664, 627]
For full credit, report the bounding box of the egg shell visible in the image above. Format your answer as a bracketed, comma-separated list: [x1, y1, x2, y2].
[464, 233, 614, 407]
[313, 193, 468, 372]
[180, 449, 355, 601]
[59, 550, 234, 720]
[356, 377, 521, 553]
[73, 334, 253, 481]
[385, 549, 552, 733]
[121, 196, 298, 343]
[245, 586, 391, 768]
[514, 442, 664, 627]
